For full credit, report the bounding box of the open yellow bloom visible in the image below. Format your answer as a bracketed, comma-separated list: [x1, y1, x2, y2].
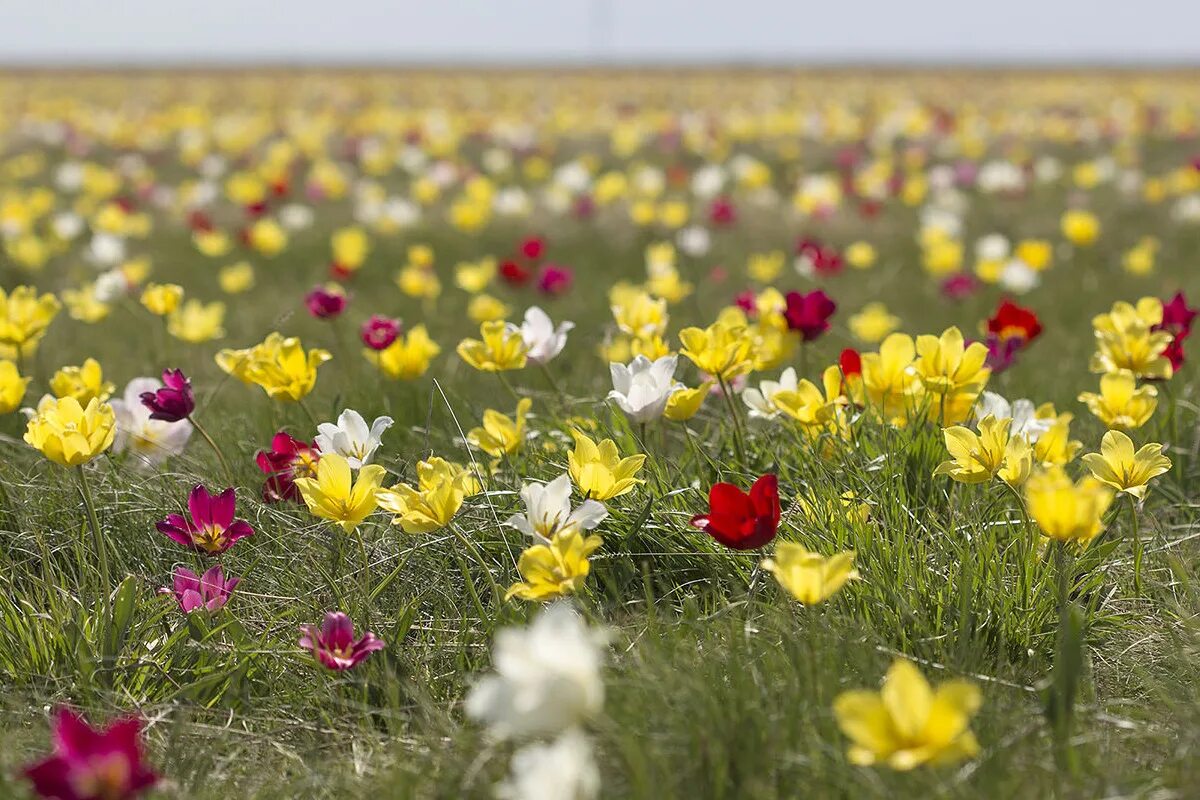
[0, 359, 30, 414]
[567, 429, 645, 501]
[24, 396, 116, 466]
[1032, 408, 1082, 466]
[861, 333, 922, 426]
[1024, 466, 1114, 544]
[772, 365, 844, 434]
[1077, 370, 1157, 431]
[468, 397, 532, 457]
[506, 528, 603, 602]
[678, 320, 753, 381]
[913, 327, 990, 422]
[49, 358, 114, 404]
[1061, 209, 1100, 246]
[140, 283, 183, 316]
[1089, 298, 1174, 380]
[293, 453, 386, 534]
[834, 659, 982, 770]
[1081, 430, 1171, 501]
[376, 457, 477, 533]
[456, 320, 528, 372]
[364, 325, 441, 380]
[0, 285, 61, 352]
[762, 542, 857, 605]
[849, 303, 900, 344]
[167, 299, 226, 343]
[611, 288, 668, 339]
[216, 332, 331, 402]
[664, 381, 713, 422]
[934, 415, 1012, 484]
[997, 434, 1035, 487]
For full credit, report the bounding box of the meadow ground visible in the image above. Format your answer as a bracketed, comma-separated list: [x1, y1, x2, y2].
[0, 69, 1199, 799]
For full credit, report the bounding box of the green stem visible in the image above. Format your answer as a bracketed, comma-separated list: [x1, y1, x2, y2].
[297, 397, 320, 428]
[77, 465, 112, 621]
[538, 362, 566, 403]
[1127, 495, 1143, 596]
[718, 376, 747, 466]
[189, 416, 234, 484]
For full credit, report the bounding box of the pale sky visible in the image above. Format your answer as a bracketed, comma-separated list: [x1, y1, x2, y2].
[0, 0, 1197, 64]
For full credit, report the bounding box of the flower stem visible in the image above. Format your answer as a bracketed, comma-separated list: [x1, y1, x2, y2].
[718, 377, 747, 465]
[1127, 494, 1143, 596]
[297, 397, 320, 428]
[538, 362, 567, 403]
[77, 465, 112, 621]
[189, 415, 234, 484]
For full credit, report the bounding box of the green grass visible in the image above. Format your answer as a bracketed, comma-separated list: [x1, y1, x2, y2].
[2, 78, 1200, 798]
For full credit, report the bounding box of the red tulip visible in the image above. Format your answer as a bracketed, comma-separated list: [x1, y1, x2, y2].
[1158, 292, 1197, 339]
[986, 299, 1042, 344]
[839, 348, 862, 377]
[499, 259, 531, 286]
[520, 235, 545, 260]
[360, 315, 401, 350]
[783, 290, 836, 341]
[691, 474, 780, 551]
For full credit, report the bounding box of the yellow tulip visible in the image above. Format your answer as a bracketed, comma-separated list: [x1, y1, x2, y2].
[849, 303, 900, 344]
[933, 415, 1012, 484]
[506, 528, 603, 602]
[468, 398, 532, 457]
[834, 659, 982, 770]
[0, 359, 30, 414]
[664, 382, 713, 422]
[1077, 370, 1157, 431]
[1081, 430, 1171, 501]
[567, 429, 645, 501]
[456, 320, 528, 372]
[364, 325, 441, 380]
[762, 542, 857, 605]
[140, 283, 183, 316]
[49, 358, 114, 404]
[218, 262, 256, 294]
[467, 294, 511, 324]
[24, 396, 116, 466]
[1024, 467, 1114, 544]
[0, 285, 61, 352]
[167, 299, 226, 343]
[376, 457, 477, 533]
[293, 453, 386, 534]
[678, 320, 753, 382]
[1061, 209, 1100, 246]
[861, 333, 922, 426]
[216, 332, 331, 402]
[1089, 298, 1174, 380]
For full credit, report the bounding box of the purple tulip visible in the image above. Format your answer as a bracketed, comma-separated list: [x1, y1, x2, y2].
[360, 314, 401, 350]
[299, 611, 385, 671]
[139, 368, 195, 422]
[164, 565, 240, 613]
[305, 285, 348, 319]
[22, 708, 159, 800]
[156, 484, 254, 555]
[783, 290, 836, 342]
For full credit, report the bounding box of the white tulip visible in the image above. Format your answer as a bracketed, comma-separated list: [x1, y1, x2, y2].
[506, 474, 607, 542]
[110, 378, 194, 470]
[315, 409, 393, 469]
[974, 391, 1054, 442]
[495, 729, 600, 800]
[466, 603, 607, 740]
[520, 306, 574, 366]
[741, 367, 798, 419]
[607, 355, 680, 423]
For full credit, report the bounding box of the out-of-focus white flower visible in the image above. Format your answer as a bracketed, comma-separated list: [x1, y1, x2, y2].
[974, 391, 1053, 442]
[199, 154, 228, 179]
[52, 212, 84, 241]
[691, 164, 725, 199]
[315, 409, 393, 469]
[482, 148, 513, 175]
[506, 474, 607, 542]
[87, 233, 126, 267]
[1034, 156, 1063, 184]
[494, 187, 532, 217]
[466, 603, 607, 740]
[607, 354, 680, 423]
[110, 378, 194, 469]
[495, 729, 600, 800]
[977, 160, 1025, 194]
[999, 259, 1039, 294]
[1172, 194, 1200, 223]
[975, 233, 1010, 262]
[520, 306, 573, 366]
[278, 203, 314, 231]
[93, 269, 130, 303]
[676, 225, 711, 258]
[741, 367, 799, 420]
[55, 161, 84, 192]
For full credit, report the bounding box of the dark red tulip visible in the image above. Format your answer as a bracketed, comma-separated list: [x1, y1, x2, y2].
[709, 197, 737, 226]
[690, 474, 780, 551]
[1158, 292, 1197, 339]
[520, 236, 545, 260]
[23, 708, 159, 800]
[256, 431, 320, 503]
[733, 290, 757, 315]
[499, 259, 532, 286]
[940, 273, 979, 301]
[305, 285, 348, 319]
[783, 290, 836, 341]
[139, 369, 194, 423]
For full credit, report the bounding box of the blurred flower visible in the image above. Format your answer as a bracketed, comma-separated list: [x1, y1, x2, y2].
[139, 282, 182, 316]
[360, 315, 401, 351]
[49, 358, 113, 404]
[1090, 298, 1174, 380]
[315, 409, 392, 469]
[607, 354, 680, 423]
[165, 564, 239, 614]
[139, 369, 194, 422]
[940, 273, 979, 301]
[293, 453, 386, 533]
[305, 284, 348, 319]
[1061, 209, 1100, 246]
[255, 431, 320, 503]
[167, 299, 226, 343]
[537, 263, 574, 295]
[468, 294, 511, 324]
[22, 708, 158, 800]
[1081, 430, 1171, 500]
[495, 730, 600, 800]
[783, 290, 836, 341]
[691, 474, 780, 551]
[218, 261, 255, 294]
[0, 285, 61, 353]
[986, 299, 1042, 344]
[156, 484, 253, 554]
[111, 378, 193, 469]
[849, 303, 900, 343]
[24, 396, 115, 466]
[1025, 466, 1114, 544]
[466, 602, 606, 738]
[762, 542, 857, 604]
[833, 659, 982, 770]
[0, 359, 30, 414]
[299, 611, 385, 671]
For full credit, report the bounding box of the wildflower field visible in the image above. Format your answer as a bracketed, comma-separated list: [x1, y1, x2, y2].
[2, 68, 1200, 799]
